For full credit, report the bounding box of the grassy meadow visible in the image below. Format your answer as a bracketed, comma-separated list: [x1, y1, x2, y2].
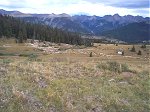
[0, 38, 149, 112]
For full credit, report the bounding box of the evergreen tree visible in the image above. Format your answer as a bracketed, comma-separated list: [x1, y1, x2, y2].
[22, 26, 27, 41]
[137, 50, 142, 55]
[18, 30, 23, 43]
[131, 45, 136, 52]
[0, 15, 87, 45]
[122, 51, 124, 55]
[141, 44, 146, 48]
[90, 52, 93, 57]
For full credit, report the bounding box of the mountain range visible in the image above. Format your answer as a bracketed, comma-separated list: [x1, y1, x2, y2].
[0, 9, 149, 42]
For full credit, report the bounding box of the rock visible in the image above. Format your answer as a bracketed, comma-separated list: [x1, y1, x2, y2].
[48, 106, 57, 112]
[109, 78, 115, 82]
[119, 81, 128, 84]
[92, 106, 103, 112]
[121, 72, 135, 78]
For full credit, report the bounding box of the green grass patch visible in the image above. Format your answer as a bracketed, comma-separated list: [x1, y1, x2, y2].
[0, 59, 13, 64]
[0, 47, 6, 50]
[0, 52, 16, 56]
[28, 53, 38, 61]
[19, 53, 38, 61]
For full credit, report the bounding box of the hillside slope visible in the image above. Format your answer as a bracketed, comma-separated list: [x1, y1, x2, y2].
[0, 15, 85, 45]
[101, 22, 150, 42]
[0, 9, 149, 42]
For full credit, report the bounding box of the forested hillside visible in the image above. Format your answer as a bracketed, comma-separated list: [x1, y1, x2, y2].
[0, 15, 85, 45]
[101, 22, 150, 42]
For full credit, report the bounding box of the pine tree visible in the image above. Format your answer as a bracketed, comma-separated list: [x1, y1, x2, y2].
[22, 26, 27, 41]
[18, 30, 23, 43]
[131, 45, 136, 52]
[0, 15, 86, 45]
[90, 52, 93, 57]
[137, 50, 142, 55]
[141, 44, 146, 48]
[122, 51, 124, 55]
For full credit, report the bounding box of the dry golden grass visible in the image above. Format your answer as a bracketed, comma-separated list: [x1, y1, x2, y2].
[0, 39, 149, 112]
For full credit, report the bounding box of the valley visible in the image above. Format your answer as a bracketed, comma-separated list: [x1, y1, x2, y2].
[0, 6, 149, 112]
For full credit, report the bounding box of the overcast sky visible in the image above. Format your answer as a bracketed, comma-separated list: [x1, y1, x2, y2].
[0, 0, 149, 17]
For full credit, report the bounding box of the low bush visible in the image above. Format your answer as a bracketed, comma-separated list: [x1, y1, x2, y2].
[97, 61, 131, 73]
[107, 61, 120, 72]
[130, 45, 136, 52]
[0, 52, 16, 56]
[19, 53, 38, 61]
[19, 53, 31, 57]
[141, 44, 146, 48]
[97, 63, 107, 70]
[121, 63, 130, 72]
[137, 50, 142, 55]
[28, 53, 38, 61]
[1, 59, 13, 64]
[89, 52, 93, 57]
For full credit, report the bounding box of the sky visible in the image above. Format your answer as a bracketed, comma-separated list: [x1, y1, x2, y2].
[0, 0, 149, 17]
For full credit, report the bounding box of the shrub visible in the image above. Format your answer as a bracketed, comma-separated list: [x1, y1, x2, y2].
[121, 63, 130, 72]
[2, 59, 12, 64]
[89, 52, 93, 57]
[97, 61, 131, 73]
[122, 51, 124, 55]
[141, 44, 146, 48]
[28, 53, 38, 61]
[131, 45, 136, 52]
[138, 70, 149, 79]
[137, 50, 142, 55]
[107, 61, 120, 73]
[19, 53, 30, 57]
[97, 63, 107, 70]
[0, 53, 16, 56]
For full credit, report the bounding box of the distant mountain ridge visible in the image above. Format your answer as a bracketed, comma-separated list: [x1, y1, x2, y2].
[0, 9, 149, 42]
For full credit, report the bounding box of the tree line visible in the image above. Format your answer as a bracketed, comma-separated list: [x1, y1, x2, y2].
[0, 15, 93, 46]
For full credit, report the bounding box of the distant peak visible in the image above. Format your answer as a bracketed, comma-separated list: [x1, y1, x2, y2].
[0, 9, 6, 12]
[59, 13, 71, 17]
[46, 13, 71, 18]
[113, 14, 120, 17]
[0, 9, 5, 11]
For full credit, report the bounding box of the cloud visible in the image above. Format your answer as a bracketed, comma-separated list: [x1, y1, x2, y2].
[84, 0, 149, 9]
[0, 0, 149, 17]
[135, 9, 149, 14]
[0, 0, 27, 9]
[111, 0, 149, 9]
